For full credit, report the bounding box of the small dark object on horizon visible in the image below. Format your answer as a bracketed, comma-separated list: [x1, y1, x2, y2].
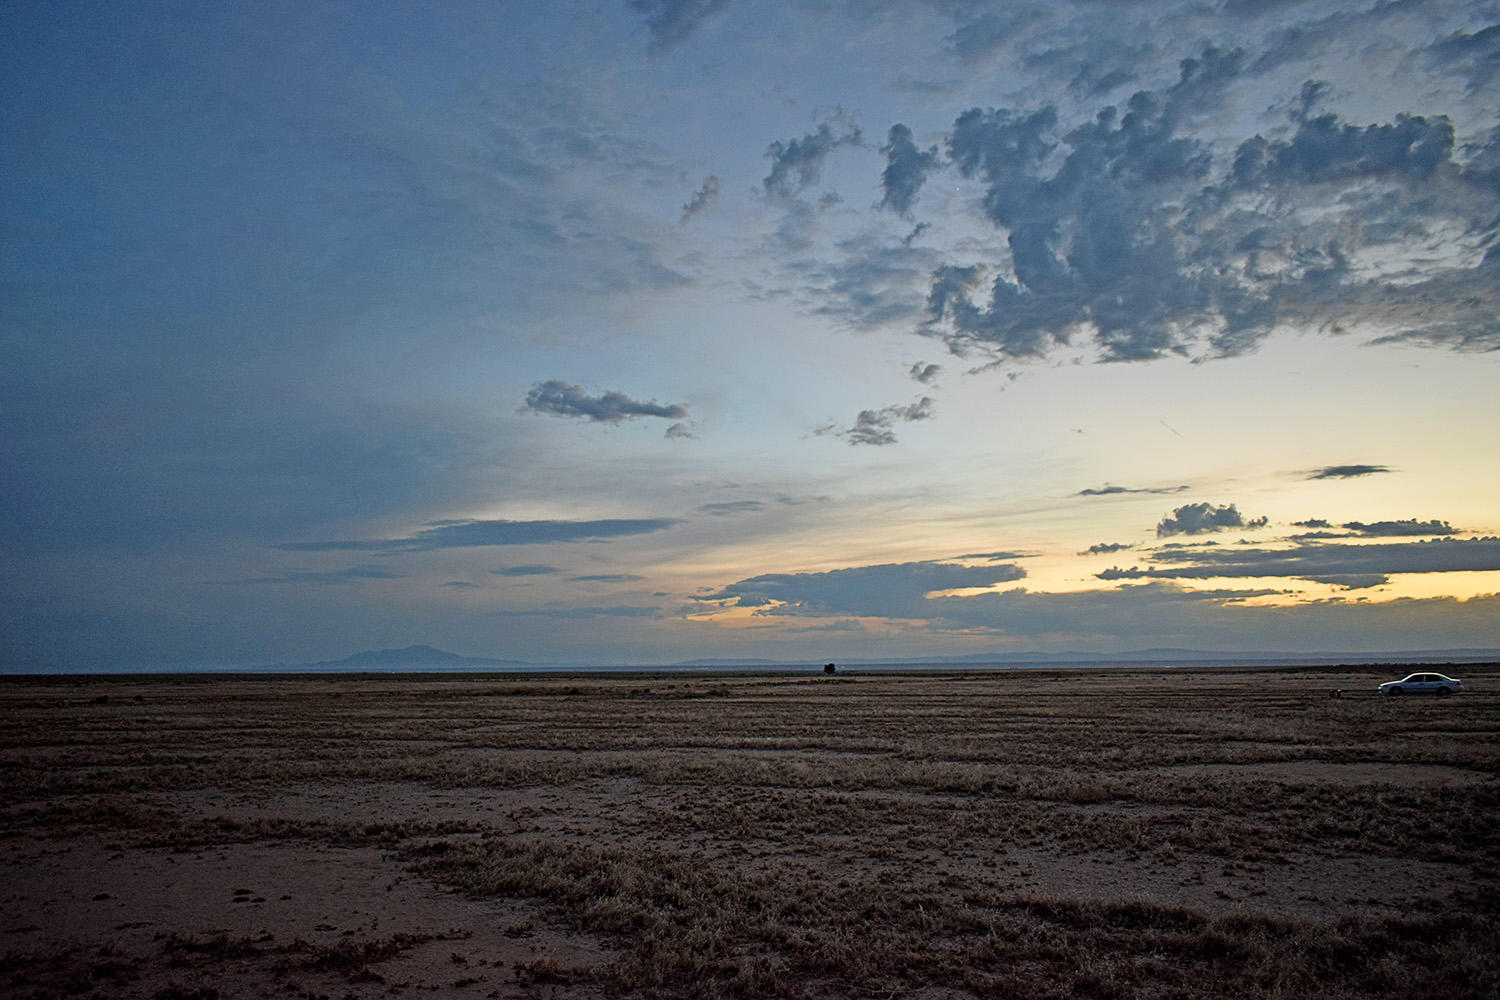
[824, 663, 836, 674]
[1329, 689, 1342, 699]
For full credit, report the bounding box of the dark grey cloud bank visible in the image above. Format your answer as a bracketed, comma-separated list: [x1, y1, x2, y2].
[926, 79, 1500, 361]
[701, 560, 1028, 619]
[280, 518, 679, 553]
[524, 380, 689, 424]
[701, 554, 1500, 645]
[1099, 536, 1500, 590]
[789, 20, 1500, 363]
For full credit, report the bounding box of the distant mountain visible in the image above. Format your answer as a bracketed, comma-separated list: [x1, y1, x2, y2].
[675, 658, 786, 666]
[305, 644, 532, 669]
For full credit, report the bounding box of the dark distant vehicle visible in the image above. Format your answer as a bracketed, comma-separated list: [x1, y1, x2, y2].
[1379, 672, 1464, 696]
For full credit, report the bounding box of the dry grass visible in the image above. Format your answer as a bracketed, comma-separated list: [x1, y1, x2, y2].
[2, 666, 1497, 998]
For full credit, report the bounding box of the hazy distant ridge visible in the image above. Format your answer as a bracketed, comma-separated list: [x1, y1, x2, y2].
[304, 644, 532, 669]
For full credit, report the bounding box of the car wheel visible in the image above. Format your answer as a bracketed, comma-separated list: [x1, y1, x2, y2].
[1437, 687, 1451, 696]
[1388, 686, 1403, 695]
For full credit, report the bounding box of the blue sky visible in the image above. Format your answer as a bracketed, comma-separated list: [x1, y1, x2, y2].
[4, 0, 1499, 668]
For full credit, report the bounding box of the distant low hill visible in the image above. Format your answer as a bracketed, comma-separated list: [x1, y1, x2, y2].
[302, 645, 532, 669]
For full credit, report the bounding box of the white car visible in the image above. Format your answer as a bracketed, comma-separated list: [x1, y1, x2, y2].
[1378, 672, 1465, 696]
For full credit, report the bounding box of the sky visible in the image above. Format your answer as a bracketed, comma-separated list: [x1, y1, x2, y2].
[3, 0, 1500, 669]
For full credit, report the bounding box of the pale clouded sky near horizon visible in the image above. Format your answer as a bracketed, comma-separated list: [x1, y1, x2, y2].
[4, 0, 1499, 668]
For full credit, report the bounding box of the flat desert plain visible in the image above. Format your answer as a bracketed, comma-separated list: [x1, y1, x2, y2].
[2, 667, 1496, 999]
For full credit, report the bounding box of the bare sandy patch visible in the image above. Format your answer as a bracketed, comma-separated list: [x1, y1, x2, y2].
[0, 834, 613, 999]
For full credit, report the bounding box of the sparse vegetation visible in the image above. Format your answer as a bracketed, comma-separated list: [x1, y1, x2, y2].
[2, 667, 1496, 997]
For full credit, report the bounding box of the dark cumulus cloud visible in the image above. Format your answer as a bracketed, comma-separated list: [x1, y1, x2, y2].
[493, 564, 560, 577]
[879, 124, 940, 215]
[1156, 503, 1269, 538]
[817, 397, 934, 446]
[524, 380, 688, 423]
[1076, 484, 1189, 497]
[280, 518, 679, 553]
[763, 116, 862, 200]
[1098, 536, 1500, 590]
[916, 49, 1500, 363]
[910, 361, 942, 384]
[681, 175, 721, 222]
[1309, 464, 1390, 479]
[1081, 542, 1133, 555]
[700, 560, 1027, 620]
[628, 0, 729, 56]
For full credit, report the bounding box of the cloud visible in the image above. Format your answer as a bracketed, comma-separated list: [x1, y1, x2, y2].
[803, 237, 939, 330]
[1081, 542, 1134, 555]
[280, 518, 680, 553]
[817, 397, 935, 446]
[1156, 503, 1269, 538]
[910, 362, 942, 384]
[1341, 519, 1458, 537]
[567, 573, 647, 583]
[681, 175, 721, 222]
[493, 565, 560, 577]
[441, 581, 481, 589]
[1287, 518, 1459, 540]
[946, 8, 1051, 65]
[1098, 536, 1500, 589]
[697, 501, 766, 516]
[878, 124, 940, 215]
[700, 560, 1028, 619]
[916, 58, 1500, 364]
[956, 550, 1032, 561]
[1308, 464, 1391, 479]
[1076, 484, 1189, 497]
[763, 116, 862, 200]
[490, 605, 663, 619]
[1426, 24, 1500, 96]
[664, 422, 695, 439]
[205, 565, 403, 587]
[628, 0, 729, 56]
[523, 380, 688, 423]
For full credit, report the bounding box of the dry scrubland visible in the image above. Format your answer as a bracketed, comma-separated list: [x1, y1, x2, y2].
[2, 667, 1497, 999]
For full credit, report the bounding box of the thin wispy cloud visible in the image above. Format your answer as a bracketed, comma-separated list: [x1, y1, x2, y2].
[281, 519, 680, 553]
[523, 381, 689, 424]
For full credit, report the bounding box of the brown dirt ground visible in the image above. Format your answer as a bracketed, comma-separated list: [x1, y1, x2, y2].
[2, 666, 1497, 998]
